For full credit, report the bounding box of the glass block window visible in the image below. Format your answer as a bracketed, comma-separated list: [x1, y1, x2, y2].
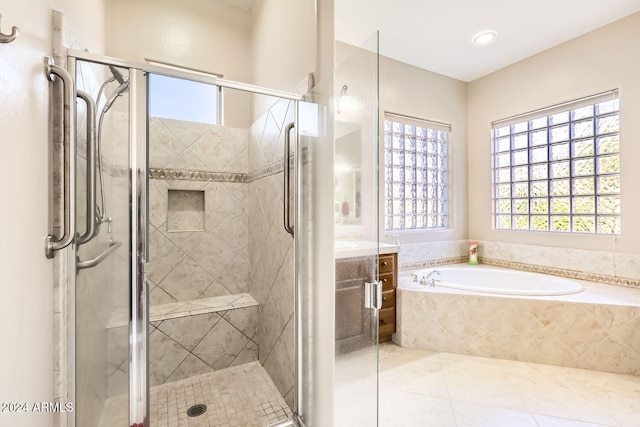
[492, 92, 620, 234]
[384, 113, 449, 231]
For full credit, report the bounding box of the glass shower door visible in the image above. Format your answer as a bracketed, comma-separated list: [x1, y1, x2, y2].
[333, 32, 381, 426]
[71, 57, 145, 427]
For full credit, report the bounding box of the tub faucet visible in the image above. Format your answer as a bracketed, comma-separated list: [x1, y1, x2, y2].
[422, 270, 441, 287]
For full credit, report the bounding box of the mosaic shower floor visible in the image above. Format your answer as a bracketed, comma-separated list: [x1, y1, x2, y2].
[99, 361, 291, 427]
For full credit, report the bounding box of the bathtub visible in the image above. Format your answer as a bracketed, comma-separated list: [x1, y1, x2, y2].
[395, 264, 640, 375]
[406, 265, 584, 296]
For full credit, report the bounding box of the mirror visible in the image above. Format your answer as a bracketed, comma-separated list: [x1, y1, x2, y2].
[335, 122, 362, 224]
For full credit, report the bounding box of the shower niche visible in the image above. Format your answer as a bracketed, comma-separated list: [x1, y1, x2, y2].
[166, 189, 205, 232]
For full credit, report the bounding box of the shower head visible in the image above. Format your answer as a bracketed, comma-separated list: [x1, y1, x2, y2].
[102, 80, 130, 114]
[109, 65, 127, 85]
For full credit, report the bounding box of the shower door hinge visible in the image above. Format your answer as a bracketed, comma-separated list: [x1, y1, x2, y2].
[364, 280, 382, 310]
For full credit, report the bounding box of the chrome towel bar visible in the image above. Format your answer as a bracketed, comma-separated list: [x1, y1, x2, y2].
[0, 14, 19, 44]
[77, 240, 122, 270]
[44, 56, 77, 258]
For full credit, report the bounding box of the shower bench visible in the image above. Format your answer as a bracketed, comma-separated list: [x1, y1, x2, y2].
[107, 293, 259, 395]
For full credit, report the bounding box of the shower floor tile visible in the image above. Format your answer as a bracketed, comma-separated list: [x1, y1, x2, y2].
[99, 361, 291, 427]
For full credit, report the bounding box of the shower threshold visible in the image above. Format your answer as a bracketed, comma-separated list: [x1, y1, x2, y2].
[99, 361, 291, 427]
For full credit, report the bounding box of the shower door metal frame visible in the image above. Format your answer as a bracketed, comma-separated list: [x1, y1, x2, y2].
[66, 49, 308, 427]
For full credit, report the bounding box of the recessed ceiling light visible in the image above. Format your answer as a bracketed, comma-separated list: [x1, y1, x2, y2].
[472, 30, 497, 45]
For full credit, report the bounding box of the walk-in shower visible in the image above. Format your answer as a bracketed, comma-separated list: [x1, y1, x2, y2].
[44, 50, 316, 427]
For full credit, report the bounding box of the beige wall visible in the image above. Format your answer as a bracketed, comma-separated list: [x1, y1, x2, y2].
[335, 42, 469, 244]
[380, 53, 468, 244]
[107, 0, 251, 128]
[0, 2, 106, 427]
[107, 0, 316, 129]
[107, 0, 249, 79]
[468, 12, 640, 254]
[249, 0, 315, 92]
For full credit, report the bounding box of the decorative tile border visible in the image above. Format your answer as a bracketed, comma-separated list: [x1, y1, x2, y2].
[148, 157, 292, 184]
[399, 256, 469, 272]
[149, 168, 247, 183]
[480, 257, 640, 289]
[247, 159, 284, 182]
[400, 255, 640, 289]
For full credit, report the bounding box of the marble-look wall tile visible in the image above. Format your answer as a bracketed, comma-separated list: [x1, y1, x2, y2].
[143, 305, 258, 387]
[156, 312, 221, 351]
[247, 101, 295, 406]
[193, 318, 250, 370]
[614, 253, 640, 280]
[396, 288, 640, 375]
[398, 240, 469, 266]
[149, 329, 191, 386]
[480, 241, 615, 276]
[148, 179, 249, 301]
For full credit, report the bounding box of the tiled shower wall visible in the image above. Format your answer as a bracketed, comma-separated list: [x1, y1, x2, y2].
[147, 118, 250, 304]
[248, 98, 296, 408]
[138, 107, 297, 407]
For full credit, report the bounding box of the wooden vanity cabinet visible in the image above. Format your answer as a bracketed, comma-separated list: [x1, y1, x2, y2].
[378, 253, 397, 343]
[334, 251, 399, 354]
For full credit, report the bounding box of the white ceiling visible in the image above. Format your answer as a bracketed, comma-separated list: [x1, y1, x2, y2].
[336, 0, 640, 82]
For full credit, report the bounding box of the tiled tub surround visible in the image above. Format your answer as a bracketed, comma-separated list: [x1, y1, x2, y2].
[396, 240, 640, 288]
[479, 241, 640, 286]
[396, 240, 469, 272]
[395, 269, 640, 375]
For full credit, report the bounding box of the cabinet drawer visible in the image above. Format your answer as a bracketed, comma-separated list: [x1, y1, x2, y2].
[380, 273, 395, 291]
[379, 307, 395, 335]
[381, 290, 395, 309]
[379, 255, 394, 273]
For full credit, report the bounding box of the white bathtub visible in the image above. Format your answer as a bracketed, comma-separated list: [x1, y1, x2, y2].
[404, 265, 584, 296]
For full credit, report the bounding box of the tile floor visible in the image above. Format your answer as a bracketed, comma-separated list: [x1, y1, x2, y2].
[99, 361, 291, 427]
[377, 343, 640, 427]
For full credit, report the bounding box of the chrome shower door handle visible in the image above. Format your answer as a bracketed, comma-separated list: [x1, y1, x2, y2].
[44, 57, 77, 258]
[76, 90, 97, 245]
[283, 122, 295, 236]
